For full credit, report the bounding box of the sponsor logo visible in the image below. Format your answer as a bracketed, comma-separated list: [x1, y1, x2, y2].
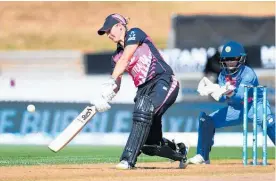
[159, 47, 210, 73]
[225, 46, 231, 52]
[127, 31, 136, 41]
[81, 108, 93, 120]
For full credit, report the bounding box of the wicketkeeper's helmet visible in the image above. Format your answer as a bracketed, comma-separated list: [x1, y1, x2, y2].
[220, 41, 246, 75]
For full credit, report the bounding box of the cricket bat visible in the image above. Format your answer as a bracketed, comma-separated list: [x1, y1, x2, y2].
[48, 106, 97, 152]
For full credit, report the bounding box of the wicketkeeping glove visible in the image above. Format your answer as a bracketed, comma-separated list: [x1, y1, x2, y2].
[210, 82, 236, 101]
[197, 77, 219, 96]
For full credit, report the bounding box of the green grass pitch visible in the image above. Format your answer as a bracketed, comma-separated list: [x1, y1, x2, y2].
[0, 145, 274, 166]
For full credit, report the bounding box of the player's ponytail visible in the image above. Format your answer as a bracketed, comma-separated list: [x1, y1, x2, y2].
[124, 16, 130, 32]
[125, 17, 130, 25]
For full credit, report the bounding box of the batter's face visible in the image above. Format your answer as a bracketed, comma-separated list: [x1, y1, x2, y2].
[106, 23, 124, 43]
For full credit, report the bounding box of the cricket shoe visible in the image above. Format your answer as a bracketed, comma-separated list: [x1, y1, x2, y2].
[169, 140, 189, 169]
[176, 142, 189, 169]
[187, 154, 210, 164]
[115, 160, 133, 170]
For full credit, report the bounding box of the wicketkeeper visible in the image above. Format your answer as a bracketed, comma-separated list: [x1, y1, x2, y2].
[93, 13, 188, 169]
[188, 41, 275, 164]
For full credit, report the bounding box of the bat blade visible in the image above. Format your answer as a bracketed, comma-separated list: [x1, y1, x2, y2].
[48, 106, 97, 152]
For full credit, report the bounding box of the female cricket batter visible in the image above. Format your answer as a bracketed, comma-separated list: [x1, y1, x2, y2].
[189, 41, 275, 164]
[93, 13, 188, 169]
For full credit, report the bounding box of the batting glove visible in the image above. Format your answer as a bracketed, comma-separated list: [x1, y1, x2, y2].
[92, 97, 111, 112]
[101, 77, 118, 102]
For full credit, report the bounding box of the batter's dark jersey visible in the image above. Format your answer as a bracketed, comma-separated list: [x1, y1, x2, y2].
[111, 28, 174, 87]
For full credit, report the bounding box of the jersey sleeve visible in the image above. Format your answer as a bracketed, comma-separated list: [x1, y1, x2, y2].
[125, 28, 147, 46]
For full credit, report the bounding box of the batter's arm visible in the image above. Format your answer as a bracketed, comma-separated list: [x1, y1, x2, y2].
[111, 44, 138, 80]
